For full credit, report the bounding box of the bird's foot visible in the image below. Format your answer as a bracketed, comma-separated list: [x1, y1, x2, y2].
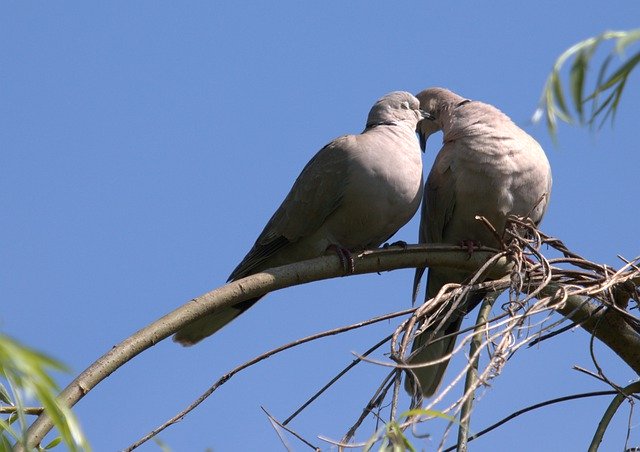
[383, 240, 408, 249]
[460, 239, 481, 258]
[326, 244, 355, 275]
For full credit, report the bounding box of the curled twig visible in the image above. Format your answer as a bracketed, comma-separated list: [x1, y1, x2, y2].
[345, 217, 640, 449]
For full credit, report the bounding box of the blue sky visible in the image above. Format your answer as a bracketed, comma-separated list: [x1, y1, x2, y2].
[2, 2, 640, 451]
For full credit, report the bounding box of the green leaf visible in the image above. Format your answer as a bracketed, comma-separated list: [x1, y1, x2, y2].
[386, 422, 415, 452]
[545, 101, 557, 139]
[595, 54, 613, 88]
[569, 51, 587, 121]
[0, 335, 89, 451]
[7, 412, 18, 425]
[588, 89, 617, 124]
[538, 28, 640, 136]
[0, 383, 11, 405]
[1, 432, 14, 451]
[4, 374, 27, 435]
[598, 78, 628, 129]
[615, 28, 640, 54]
[153, 438, 172, 452]
[401, 408, 458, 423]
[551, 73, 571, 120]
[0, 416, 19, 441]
[43, 437, 62, 450]
[600, 50, 640, 93]
[363, 433, 378, 451]
[588, 54, 613, 117]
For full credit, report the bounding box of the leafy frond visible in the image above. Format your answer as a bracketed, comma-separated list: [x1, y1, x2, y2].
[534, 28, 640, 137]
[0, 335, 89, 450]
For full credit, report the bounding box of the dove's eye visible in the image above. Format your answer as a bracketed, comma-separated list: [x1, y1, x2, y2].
[400, 101, 410, 110]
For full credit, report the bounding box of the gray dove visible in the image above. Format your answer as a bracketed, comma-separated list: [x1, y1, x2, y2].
[175, 91, 429, 345]
[406, 87, 552, 396]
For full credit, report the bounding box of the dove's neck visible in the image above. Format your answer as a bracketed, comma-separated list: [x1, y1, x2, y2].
[364, 117, 421, 134]
[364, 120, 399, 130]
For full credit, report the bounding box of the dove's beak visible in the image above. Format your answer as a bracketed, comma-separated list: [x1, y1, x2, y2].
[417, 111, 434, 152]
[418, 130, 427, 152]
[420, 110, 435, 121]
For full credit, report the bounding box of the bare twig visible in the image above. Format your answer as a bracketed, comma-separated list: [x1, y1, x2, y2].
[262, 406, 320, 451]
[341, 370, 396, 445]
[124, 309, 413, 451]
[263, 407, 293, 452]
[0, 407, 43, 415]
[624, 394, 635, 452]
[24, 244, 504, 450]
[21, 218, 640, 451]
[363, 218, 640, 449]
[443, 391, 620, 451]
[283, 334, 392, 426]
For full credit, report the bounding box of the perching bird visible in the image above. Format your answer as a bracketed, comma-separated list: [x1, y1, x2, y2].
[174, 91, 429, 346]
[406, 87, 552, 397]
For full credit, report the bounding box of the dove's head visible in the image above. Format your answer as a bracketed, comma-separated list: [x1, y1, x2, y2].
[416, 87, 469, 151]
[365, 91, 430, 133]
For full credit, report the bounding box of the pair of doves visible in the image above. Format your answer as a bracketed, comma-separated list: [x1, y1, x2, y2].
[173, 88, 553, 397]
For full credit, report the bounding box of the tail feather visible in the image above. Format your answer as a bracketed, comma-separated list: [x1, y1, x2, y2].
[173, 297, 261, 346]
[404, 315, 464, 397]
[412, 266, 426, 304]
[405, 270, 486, 397]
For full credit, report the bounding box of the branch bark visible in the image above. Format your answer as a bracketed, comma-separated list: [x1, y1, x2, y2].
[545, 285, 640, 374]
[22, 245, 504, 449]
[21, 244, 640, 449]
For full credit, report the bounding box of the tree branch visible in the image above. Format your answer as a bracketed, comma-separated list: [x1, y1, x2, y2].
[457, 294, 496, 452]
[22, 235, 640, 449]
[0, 407, 43, 415]
[23, 245, 504, 449]
[588, 381, 640, 452]
[547, 286, 640, 374]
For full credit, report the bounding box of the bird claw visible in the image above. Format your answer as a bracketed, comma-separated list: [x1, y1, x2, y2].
[326, 244, 355, 275]
[383, 240, 408, 250]
[460, 239, 481, 258]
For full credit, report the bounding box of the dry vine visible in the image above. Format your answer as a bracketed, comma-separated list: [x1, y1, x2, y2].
[325, 216, 640, 451]
[20, 217, 640, 451]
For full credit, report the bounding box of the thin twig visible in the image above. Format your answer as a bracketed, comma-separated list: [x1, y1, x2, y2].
[261, 406, 320, 451]
[263, 406, 293, 452]
[443, 391, 620, 452]
[529, 305, 605, 347]
[341, 371, 396, 444]
[0, 407, 43, 415]
[20, 217, 640, 451]
[25, 244, 504, 450]
[283, 334, 392, 426]
[624, 394, 635, 452]
[123, 309, 413, 451]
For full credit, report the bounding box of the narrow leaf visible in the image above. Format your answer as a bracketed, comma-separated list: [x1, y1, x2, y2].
[0, 417, 19, 440]
[586, 54, 613, 122]
[615, 28, 640, 54]
[44, 437, 63, 450]
[589, 89, 616, 124]
[569, 51, 587, 121]
[1, 433, 14, 451]
[594, 50, 640, 93]
[401, 408, 458, 423]
[551, 73, 571, 119]
[598, 77, 628, 129]
[0, 383, 12, 405]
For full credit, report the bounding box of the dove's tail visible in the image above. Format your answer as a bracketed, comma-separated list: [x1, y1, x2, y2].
[173, 296, 262, 346]
[405, 270, 485, 397]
